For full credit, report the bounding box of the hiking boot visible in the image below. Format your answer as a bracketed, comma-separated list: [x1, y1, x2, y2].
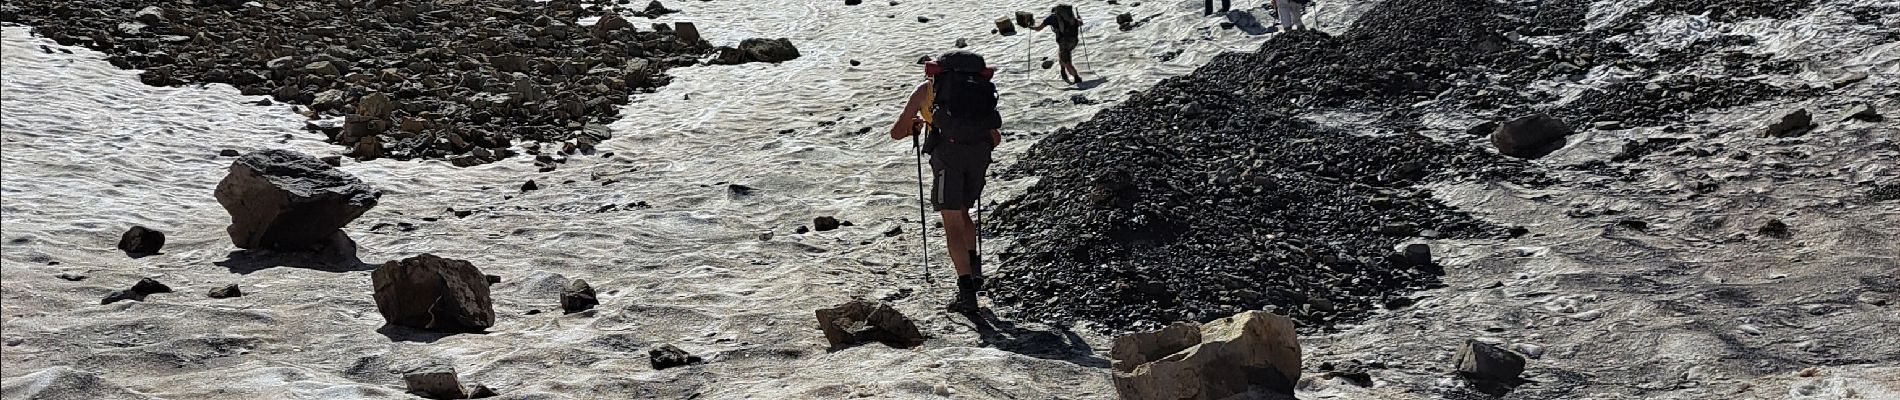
[947, 274, 982, 314]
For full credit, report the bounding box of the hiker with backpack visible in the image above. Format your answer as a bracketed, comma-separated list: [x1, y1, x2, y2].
[1031, 4, 1086, 83]
[888, 51, 1003, 314]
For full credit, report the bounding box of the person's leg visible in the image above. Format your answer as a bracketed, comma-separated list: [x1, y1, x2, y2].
[939, 209, 973, 276]
[1276, 0, 1297, 30]
[1059, 41, 1080, 81]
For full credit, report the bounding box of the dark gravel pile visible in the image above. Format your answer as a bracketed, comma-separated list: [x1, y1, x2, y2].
[987, 0, 1564, 333]
[1, 0, 714, 166]
[988, 0, 1831, 333]
[1558, 75, 1799, 128]
[1638, 0, 1819, 22]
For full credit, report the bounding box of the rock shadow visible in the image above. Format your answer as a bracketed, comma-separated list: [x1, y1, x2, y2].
[214, 231, 374, 274]
[375, 325, 463, 344]
[963, 308, 1109, 368]
[1071, 77, 1110, 91]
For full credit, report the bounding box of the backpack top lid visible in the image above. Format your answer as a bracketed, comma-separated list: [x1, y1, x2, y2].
[936, 51, 987, 74]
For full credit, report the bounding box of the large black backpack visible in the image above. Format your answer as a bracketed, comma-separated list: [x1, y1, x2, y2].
[930, 51, 1002, 148]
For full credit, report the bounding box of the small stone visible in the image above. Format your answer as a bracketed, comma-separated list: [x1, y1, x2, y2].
[1737, 324, 1763, 335]
[1491, 114, 1573, 159]
[467, 383, 499, 398]
[521, 180, 539, 192]
[649, 343, 703, 369]
[917, 16, 930, 23]
[849, 59, 862, 66]
[795, 226, 810, 234]
[1797, 367, 1819, 377]
[954, 38, 968, 48]
[320, 156, 342, 167]
[207, 284, 243, 298]
[219, 149, 242, 157]
[561, 279, 599, 313]
[1509, 343, 1544, 359]
[56, 273, 86, 281]
[102, 278, 172, 304]
[845, 0, 862, 5]
[485, 274, 502, 284]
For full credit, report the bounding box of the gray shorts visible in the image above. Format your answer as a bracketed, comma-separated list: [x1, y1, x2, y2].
[928, 144, 991, 211]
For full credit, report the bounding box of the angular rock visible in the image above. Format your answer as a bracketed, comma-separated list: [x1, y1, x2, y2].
[813, 216, 842, 231]
[737, 38, 800, 63]
[372, 254, 496, 332]
[1111, 311, 1302, 399]
[1400, 243, 1431, 266]
[467, 384, 498, 398]
[996, 18, 1017, 36]
[815, 299, 925, 349]
[117, 226, 166, 256]
[399, 359, 466, 400]
[674, 22, 701, 44]
[1761, 109, 1814, 138]
[102, 278, 173, 304]
[1844, 103, 1883, 122]
[1490, 114, 1572, 159]
[593, 14, 633, 37]
[649, 343, 702, 370]
[561, 278, 599, 313]
[1454, 339, 1525, 382]
[214, 149, 381, 250]
[207, 284, 243, 298]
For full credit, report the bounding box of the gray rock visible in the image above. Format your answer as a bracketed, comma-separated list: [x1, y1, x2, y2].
[815, 299, 925, 349]
[398, 359, 465, 399]
[561, 278, 598, 313]
[214, 149, 381, 250]
[1454, 339, 1525, 382]
[372, 254, 496, 332]
[1761, 109, 1815, 138]
[1844, 103, 1883, 122]
[813, 216, 842, 231]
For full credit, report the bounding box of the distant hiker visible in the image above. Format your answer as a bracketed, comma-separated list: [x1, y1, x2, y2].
[1273, 0, 1308, 31]
[1032, 4, 1086, 83]
[889, 51, 1003, 314]
[1204, 0, 1232, 15]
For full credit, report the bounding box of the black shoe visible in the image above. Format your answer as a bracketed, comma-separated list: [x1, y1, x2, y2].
[947, 274, 981, 314]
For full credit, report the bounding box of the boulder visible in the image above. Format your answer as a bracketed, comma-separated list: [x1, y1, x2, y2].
[1489, 114, 1571, 159]
[561, 278, 598, 313]
[1110, 311, 1301, 399]
[738, 38, 800, 63]
[117, 226, 166, 256]
[1761, 109, 1814, 138]
[1016, 11, 1036, 28]
[995, 18, 1017, 36]
[813, 216, 842, 231]
[357, 92, 397, 119]
[649, 343, 702, 369]
[815, 299, 925, 349]
[133, 7, 165, 25]
[215, 150, 381, 250]
[1116, 13, 1135, 31]
[372, 254, 496, 332]
[1453, 339, 1525, 382]
[398, 359, 466, 399]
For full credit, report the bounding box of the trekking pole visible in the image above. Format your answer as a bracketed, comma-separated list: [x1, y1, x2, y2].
[912, 131, 934, 286]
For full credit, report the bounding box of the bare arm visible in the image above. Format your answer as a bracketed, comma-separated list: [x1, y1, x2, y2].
[890, 82, 930, 140]
[989, 129, 1001, 147]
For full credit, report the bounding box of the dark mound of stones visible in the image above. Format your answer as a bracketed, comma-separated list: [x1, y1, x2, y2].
[215, 149, 381, 251]
[1558, 75, 1800, 129]
[372, 254, 496, 332]
[0, 0, 716, 166]
[988, 0, 1585, 334]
